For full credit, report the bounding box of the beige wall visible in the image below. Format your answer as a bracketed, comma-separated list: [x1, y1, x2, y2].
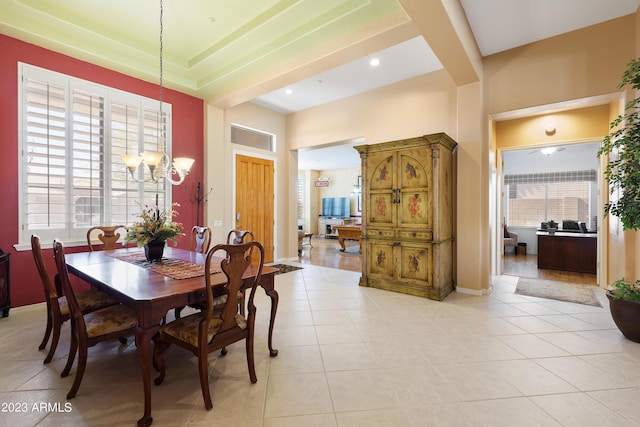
[287, 70, 458, 148]
[284, 13, 639, 291]
[486, 13, 637, 286]
[206, 11, 639, 284]
[484, 15, 635, 115]
[495, 105, 610, 149]
[205, 101, 297, 260]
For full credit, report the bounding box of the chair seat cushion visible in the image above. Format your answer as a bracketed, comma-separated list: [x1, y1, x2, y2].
[84, 304, 138, 338]
[58, 288, 118, 316]
[161, 312, 247, 347]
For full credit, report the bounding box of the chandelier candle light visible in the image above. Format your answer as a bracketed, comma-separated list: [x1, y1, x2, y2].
[121, 0, 194, 185]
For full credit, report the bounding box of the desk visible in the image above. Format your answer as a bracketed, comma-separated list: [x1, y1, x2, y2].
[334, 225, 362, 253]
[537, 231, 597, 274]
[65, 247, 278, 427]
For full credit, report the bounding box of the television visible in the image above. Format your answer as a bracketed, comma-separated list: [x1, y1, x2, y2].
[321, 197, 351, 217]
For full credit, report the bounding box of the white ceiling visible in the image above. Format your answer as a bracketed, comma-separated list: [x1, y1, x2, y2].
[297, 0, 640, 170]
[253, 36, 442, 114]
[2, 0, 638, 170]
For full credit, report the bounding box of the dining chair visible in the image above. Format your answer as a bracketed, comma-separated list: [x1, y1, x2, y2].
[52, 239, 138, 399]
[31, 235, 119, 364]
[86, 225, 126, 251]
[173, 225, 213, 319]
[190, 225, 212, 254]
[226, 229, 254, 245]
[226, 229, 255, 315]
[153, 241, 265, 410]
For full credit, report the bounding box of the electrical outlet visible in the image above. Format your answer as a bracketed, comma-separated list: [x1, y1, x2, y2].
[213, 220, 222, 227]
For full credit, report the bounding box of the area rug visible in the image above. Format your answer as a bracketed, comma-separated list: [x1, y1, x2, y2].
[515, 277, 601, 307]
[269, 264, 303, 275]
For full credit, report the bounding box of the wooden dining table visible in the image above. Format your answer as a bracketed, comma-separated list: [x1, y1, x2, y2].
[64, 246, 279, 427]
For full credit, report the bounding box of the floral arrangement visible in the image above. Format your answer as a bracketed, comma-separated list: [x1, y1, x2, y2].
[608, 278, 640, 302]
[124, 202, 184, 247]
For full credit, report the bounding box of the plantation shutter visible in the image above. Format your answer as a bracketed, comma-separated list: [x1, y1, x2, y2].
[20, 63, 171, 246]
[24, 78, 69, 238]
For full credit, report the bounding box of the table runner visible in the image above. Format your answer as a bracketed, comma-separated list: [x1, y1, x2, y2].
[108, 252, 218, 280]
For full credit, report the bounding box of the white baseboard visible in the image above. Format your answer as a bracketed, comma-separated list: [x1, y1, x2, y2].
[455, 286, 492, 296]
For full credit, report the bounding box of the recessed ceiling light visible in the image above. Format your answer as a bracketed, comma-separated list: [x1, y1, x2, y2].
[369, 58, 380, 67]
[285, 88, 293, 95]
[541, 147, 556, 156]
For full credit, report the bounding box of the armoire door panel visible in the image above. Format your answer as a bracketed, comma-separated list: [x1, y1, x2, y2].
[398, 150, 431, 189]
[367, 192, 394, 226]
[368, 154, 395, 191]
[398, 244, 432, 286]
[398, 190, 431, 227]
[366, 241, 395, 280]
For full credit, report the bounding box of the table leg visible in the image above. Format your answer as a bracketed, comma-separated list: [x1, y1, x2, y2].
[260, 275, 279, 357]
[136, 325, 159, 427]
[338, 236, 346, 252]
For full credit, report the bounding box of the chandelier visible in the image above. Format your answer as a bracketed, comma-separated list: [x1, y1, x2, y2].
[121, 0, 194, 185]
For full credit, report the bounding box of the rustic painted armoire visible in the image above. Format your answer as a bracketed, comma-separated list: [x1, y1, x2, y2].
[355, 133, 457, 300]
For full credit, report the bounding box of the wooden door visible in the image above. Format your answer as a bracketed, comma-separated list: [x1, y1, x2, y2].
[235, 154, 274, 262]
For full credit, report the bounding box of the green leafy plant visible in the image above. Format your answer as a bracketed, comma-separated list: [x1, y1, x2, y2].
[609, 278, 640, 302]
[124, 202, 184, 247]
[598, 57, 640, 230]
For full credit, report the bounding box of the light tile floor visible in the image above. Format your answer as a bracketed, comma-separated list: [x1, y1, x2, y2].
[1, 265, 640, 426]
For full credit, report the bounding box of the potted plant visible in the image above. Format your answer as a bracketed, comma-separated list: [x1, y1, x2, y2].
[124, 202, 184, 262]
[606, 279, 640, 342]
[599, 57, 640, 342]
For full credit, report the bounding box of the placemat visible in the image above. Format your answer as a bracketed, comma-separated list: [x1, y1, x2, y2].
[109, 252, 217, 280]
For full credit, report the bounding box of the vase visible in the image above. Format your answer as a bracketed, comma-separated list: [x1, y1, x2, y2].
[144, 240, 166, 262]
[606, 290, 640, 343]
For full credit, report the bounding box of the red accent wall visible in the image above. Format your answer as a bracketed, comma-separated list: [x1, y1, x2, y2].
[0, 34, 204, 308]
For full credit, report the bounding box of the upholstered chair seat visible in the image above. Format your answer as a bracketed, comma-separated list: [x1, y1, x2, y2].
[83, 305, 139, 338]
[58, 289, 119, 317]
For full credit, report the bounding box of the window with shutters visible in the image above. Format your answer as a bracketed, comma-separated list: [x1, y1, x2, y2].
[18, 63, 170, 246]
[505, 170, 596, 227]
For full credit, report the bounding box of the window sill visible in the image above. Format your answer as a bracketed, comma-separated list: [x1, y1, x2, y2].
[14, 239, 89, 252]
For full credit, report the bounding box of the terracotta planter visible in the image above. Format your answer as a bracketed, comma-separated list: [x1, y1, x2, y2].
[144, 240, 166, 262]
[606, 290, 640, 343]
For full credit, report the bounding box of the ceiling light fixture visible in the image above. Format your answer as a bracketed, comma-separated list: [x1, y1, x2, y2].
[285, 88, 293, 95]
[541, 147, 557, 156]
[369, 58, 380, 67]
[121, 0, 194, 185]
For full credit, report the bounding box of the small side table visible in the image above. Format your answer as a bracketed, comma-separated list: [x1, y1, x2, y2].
[303, 233, 313, 248]
[0, 249, 10, 318]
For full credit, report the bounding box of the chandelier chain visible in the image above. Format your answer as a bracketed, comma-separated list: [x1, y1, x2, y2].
[159, 0, 165, 154]
[159, 0, 163, 111]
